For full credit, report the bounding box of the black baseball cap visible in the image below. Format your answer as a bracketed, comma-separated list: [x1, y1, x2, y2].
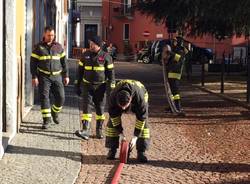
[89, 36, 102, 46]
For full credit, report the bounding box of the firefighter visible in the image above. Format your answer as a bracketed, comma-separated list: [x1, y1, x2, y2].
[105, 79, 150, 163]
[30, 26, 69, 129]
[162, 40, 186, 116]
[75, 36, 115, 140]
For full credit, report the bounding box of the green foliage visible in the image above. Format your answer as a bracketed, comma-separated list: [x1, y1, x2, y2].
[136, 0, 250, 39]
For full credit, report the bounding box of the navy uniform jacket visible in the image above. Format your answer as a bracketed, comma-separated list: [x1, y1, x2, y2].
[108, 80, 148, 137]
[30, 41, 68, 78]
[78, 49, 115, 86]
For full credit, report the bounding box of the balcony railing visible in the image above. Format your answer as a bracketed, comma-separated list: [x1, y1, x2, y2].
[112, 5, 134, 19]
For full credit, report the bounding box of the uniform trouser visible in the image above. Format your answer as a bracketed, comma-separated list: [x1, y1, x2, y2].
[168, 78, 181, 110]
[38, 74, 65, 120]
[81, 82, 106, 123]
[105, 119, 150, 152]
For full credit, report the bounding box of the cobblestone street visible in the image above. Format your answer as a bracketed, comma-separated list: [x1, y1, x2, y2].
[75, 62, 250, 184]
[0, 61, 249, 184]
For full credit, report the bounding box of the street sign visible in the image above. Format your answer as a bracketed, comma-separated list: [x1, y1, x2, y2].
[143, 30, 150, 37]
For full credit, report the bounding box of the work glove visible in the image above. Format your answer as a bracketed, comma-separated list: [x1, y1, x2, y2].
[110, 82, 116, 89]
[119, 133, 126, 142]
[129, 136, 138, 149]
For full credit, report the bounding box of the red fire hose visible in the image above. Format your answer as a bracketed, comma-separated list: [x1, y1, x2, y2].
[111, 140, 130, 184]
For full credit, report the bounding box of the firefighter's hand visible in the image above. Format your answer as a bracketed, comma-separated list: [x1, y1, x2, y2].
[32, 78, 39, 87]
[63, 77, 70, 86]
[129, 136, 138, 149]
[119, 133, 126, 142]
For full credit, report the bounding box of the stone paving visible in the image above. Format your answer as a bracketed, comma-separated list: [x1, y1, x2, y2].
[75, 62, 250, 184]
[0, 61, 249, 184]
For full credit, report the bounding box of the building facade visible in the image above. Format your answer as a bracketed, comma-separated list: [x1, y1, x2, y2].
[74, 0, 102, 48]
[0, 0, 69, 159]
[102, 0, 247, 61]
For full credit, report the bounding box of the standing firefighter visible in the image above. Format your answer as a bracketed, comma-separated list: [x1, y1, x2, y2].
[162, 37, 187, 116]
[105, 79, 150, 163]
[30, 26, 69, 129]
[75, 36, 115, 140]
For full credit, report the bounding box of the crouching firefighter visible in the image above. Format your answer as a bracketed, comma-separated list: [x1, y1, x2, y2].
[30, 26, 69, 129]
[75, 36, 115, 140]
[105, 79, 150, 163]
[162, 43, 185, 116]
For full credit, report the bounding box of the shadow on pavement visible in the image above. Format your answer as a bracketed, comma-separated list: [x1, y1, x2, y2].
[6, 145, 81, 162]
[147, 160, 250, 173]
[81, 154, 116, 165]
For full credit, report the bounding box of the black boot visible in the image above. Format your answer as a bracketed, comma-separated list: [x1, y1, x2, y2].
[107, 148, 117, 160]
[137, 152, 148, 163]
[174, 100, 185, 117]
[42, 117, 51, 129]
[75, 121, 90, 140]
[96, 120, 104, 139]
[51, 110, 60, 124]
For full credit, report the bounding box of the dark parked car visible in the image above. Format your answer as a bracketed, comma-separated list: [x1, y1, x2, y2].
[137, 47, 151, 64]
[138, 38, 214, 65]
[190, 44, 213, 64]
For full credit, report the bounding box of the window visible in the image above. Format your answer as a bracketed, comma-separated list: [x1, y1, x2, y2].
[123, 0, 131, 15]
[123, 23, 129, 40]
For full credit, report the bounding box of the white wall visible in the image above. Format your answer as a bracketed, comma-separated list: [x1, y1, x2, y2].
[5, 0, 17, 140]
[78, 5, 102, 47]
[56, 0, 68, 48]
[0, 0, 3, 159]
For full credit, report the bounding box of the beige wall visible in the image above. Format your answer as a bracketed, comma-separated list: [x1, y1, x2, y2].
[16, 0, 25, 57]
[16, 0, 25, 129]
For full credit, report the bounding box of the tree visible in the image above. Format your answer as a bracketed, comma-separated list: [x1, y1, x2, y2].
[136, 0, 250, 39]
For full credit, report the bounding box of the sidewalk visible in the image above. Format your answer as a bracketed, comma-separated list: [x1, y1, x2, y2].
[0, 59, 81, 184]
[0, 86, 81, 184]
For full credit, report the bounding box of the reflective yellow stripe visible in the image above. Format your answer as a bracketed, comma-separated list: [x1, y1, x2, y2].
[82, 78, 90, 83]
[39, 56, 60, 60]
[59, 52, 66, 58]
[139, 128, 150, 138]
[134, 81, 144, 88]
[38, 67, 62, 75]
[94, 66, 105, 71]
[144, 92, 148, 103]
[105, 127, 119, 137]
[84, 66, 105, 71]
[117, 80, 144, 89]
[82, 114, 92, 121]
[168, 72, 181, 80]
[135, 120, 145, 130]
[31, 53, 62, 60]
[96, 114, 105, 120]
[52, 105, 62, 113]
[84, 66, 92, 70]
[111, 116, 121, 127]
[79, 60, 84, 66]
[31, 53, 40, 60]
[42, 114, 51, 118]
[174, 54, 181, 62]
[107, 63, 114, 69]
[173, 94, 180, 100]
[41, 109, 51, 113]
